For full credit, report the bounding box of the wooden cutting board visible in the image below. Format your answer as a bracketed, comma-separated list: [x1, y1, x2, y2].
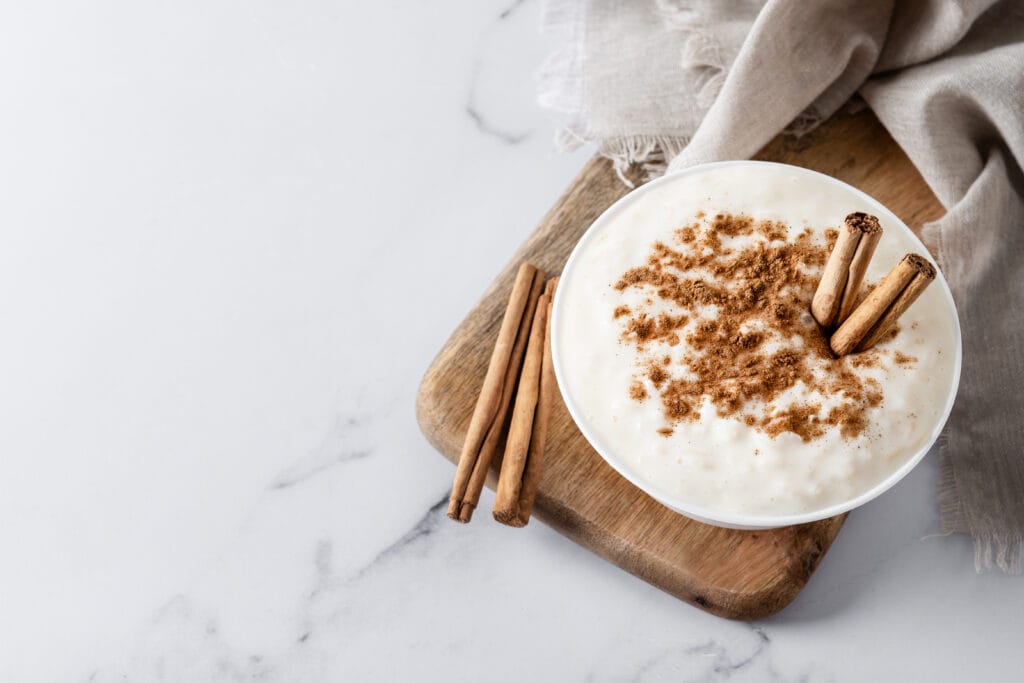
[416, 104, 943, 620]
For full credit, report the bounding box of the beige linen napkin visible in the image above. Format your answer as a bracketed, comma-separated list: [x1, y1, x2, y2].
[542, 0, 1024, 572]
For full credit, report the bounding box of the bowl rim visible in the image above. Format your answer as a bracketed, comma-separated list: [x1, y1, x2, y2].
[550, 159, 963, 529]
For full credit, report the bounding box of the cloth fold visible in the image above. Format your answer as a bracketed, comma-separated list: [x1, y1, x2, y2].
[541, 0, 1024, 572]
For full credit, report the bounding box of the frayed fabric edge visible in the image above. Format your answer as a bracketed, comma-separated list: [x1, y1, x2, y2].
[972, 532, 1024, 575]
[539, 0, 713, 186]
[784, 103, 827, 138]
[936, 361, 1022, 574]
[592, 135, 691, 187]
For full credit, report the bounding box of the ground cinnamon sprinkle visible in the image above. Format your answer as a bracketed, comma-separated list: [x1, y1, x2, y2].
[614, 212, 896, 442]
[894, 351, 917, 367]
[824, 227, 839, 250]
[629, 382, 648, 401]
[847, 350, 881, 369]
[647, 364, 667, 388]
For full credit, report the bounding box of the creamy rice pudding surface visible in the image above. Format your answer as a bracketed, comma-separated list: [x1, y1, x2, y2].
[556, 165, 957, 516]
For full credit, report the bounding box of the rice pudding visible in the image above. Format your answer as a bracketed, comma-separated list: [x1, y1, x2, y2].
[554, 163, 958, 518]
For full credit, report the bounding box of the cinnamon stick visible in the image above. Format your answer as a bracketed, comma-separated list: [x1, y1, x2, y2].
[457, 273, 544, 523]
[494, 277, 559, 526]
[515, 279, 559, 524]
[830, 253, 936, 356]
[811, 212, 883, 329]
[448, 263, 545, 522]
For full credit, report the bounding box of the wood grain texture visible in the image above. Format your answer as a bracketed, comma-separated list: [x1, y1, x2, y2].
[416, 104, 943, 620]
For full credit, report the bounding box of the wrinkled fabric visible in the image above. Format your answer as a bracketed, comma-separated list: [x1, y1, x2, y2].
[542, 0, 1024, 571]
[539, 0, 767, 178]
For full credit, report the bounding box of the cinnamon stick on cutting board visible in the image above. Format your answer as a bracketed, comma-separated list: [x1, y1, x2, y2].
[811, 212, 883, 329]
[830, 252, 936, 356]
[448, 262, 545, 522]
[493, 276, 559, 527]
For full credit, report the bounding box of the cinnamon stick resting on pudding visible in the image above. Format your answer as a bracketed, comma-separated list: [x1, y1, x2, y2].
[830, 253, 936, 356]
[811, 212, 883, 329]
[448, 262, 545, 522]
[494, 277, 559, 527]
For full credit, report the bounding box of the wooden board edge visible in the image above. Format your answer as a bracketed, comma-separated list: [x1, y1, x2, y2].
[530, 494, 847, 620]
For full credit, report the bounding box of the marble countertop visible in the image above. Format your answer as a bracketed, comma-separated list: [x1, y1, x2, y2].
[2, 1, 1021, 681]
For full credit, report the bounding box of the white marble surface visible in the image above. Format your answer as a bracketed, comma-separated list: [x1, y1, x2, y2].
[1, 1, 1021, 681]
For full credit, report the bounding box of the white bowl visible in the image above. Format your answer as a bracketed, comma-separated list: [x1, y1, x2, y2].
[551, 160, 962, 529]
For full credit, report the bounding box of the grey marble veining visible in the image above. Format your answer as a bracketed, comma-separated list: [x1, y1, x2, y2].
[349, 495, 450, 583]
[271, 409, 382, 490]
[465, 103, 531, 145]
[2, 1, 1023, 682]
